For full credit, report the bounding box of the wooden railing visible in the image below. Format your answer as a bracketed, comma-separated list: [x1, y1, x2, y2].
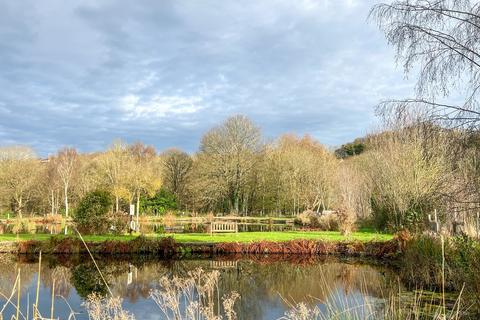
[210, 221, 238, 235]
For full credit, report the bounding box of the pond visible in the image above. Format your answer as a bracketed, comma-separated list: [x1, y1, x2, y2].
[0, 254, 417, 320]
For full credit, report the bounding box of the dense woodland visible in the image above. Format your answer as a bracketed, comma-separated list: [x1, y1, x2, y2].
[1, 113, 480, 233]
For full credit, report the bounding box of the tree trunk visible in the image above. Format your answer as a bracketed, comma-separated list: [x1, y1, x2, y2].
[64, 184, 69, 217]
[136, 191, 140, 216]
[51, 190, 55, 215]
[17, 196, 23, 219]
[115, 195, 119, 213]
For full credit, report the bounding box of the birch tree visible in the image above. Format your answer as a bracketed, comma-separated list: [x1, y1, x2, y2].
[371, 0, 480, 129]
[126, 143, 161, 215]
[97, 141, 130, 212]
[54, 148, 79, 217]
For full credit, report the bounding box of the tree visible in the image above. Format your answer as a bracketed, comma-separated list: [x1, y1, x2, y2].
[140, 188, 177, 215]
[126, 143, 161, 215]
[359, 126, 452, 231]
[73, 190, 113, 234]
[370, 1, 480, 227]
[0, 146, 41, 217]
[268, 135, 337, 215]
[195, 115, 263, 214]
[335, 138, 366, 159]
[97, 141, 131, 212]
[370, 0, 480, 129]
[160, 149, 192, 209]
[53, 148, 79, 217]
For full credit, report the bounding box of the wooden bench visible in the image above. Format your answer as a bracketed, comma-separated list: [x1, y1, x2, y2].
[209, 221, 238, 235]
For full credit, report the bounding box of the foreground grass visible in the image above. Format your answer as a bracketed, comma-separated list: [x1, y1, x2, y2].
[0, 230, 393, 243]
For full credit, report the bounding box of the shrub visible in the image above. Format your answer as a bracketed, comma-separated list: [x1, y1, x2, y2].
[317, 214, 339, 231]
[163, 212, 177, 228]
[294, 210, 339, 231]
[73, 190, 113, 235]
[108, 212, 129, 235]
[400, 234, 480, 306]
[337, 207, 356, 236]
[140, 188, 177, 215]
[11, 218, 36, 234]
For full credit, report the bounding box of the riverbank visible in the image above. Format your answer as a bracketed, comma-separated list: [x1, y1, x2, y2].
[0, 231, 398, 257]
[0, 230, 393, 243]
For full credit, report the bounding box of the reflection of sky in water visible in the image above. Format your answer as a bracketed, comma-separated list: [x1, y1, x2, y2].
[0, 257, 393, 319]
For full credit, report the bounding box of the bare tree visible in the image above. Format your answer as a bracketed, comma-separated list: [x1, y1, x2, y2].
[126, 142, 161, 215]
[268, 134, 337, 215]
[54, 148, 79, 217]
[160, 148, 193, 209]
[98, 141, 130, 212]
[370, 0, 480, 129]
[0, 146, 40, 217]
[197, 115, 263, 214]
[45, 156, 62, 215]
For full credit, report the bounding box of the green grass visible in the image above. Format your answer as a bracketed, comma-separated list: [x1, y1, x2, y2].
[0, 230, 393, 243]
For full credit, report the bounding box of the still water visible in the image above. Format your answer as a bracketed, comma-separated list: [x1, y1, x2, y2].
[0, 254, 401, 319]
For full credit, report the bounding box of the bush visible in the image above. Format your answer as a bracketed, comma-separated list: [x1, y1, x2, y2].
[400, 234, 480, 304]
[140, 188, 177, 215]
[74, 190, 113, 235]
[108, 212, 129, 235]
[337, 207, 356, 236]
[11, 218, 37, 234]
[294, 210, 339, 231]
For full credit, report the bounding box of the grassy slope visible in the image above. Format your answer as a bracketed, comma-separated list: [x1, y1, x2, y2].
[0, 230, 393, 243]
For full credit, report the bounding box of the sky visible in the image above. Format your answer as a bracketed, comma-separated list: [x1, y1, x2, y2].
[0, 0, 415, 156]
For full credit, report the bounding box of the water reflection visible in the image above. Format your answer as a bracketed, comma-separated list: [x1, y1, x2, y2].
[0, 221, 295, 235]
[0, 254, 399, 319]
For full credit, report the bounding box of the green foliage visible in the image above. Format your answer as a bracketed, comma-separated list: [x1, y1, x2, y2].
[335, 138, 366, 159]
[370, 197, 431, 233]
[73, 190, 113, 235]
[140, 188, 177, 215]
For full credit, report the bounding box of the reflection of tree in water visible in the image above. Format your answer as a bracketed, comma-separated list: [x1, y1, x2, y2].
[0, 254, 401, 319]
[109, 261, 170, 302]
[71, 263, 108, 298]
[0, 255, 37, 296]
[41, 265, 73, 298]
[245, 260, 393, 303]
[205, 257, 401, 320]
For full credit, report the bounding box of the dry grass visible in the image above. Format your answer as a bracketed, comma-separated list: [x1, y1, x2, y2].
[150, 268, 240, 320]
[84, 293, 135, 320]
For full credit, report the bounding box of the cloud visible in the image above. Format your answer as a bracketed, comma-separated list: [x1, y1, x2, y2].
[120, 94, 203, 120]
[0, 0, 414, 156]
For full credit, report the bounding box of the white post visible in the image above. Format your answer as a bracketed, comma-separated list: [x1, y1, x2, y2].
[129, 205, 135, 232]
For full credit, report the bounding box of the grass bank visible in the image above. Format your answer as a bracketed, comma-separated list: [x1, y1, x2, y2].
[0, 230, 393, 244]
[0, 230, 398, 258]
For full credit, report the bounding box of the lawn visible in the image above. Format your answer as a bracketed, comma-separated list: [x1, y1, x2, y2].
[0, 230, 393, 243]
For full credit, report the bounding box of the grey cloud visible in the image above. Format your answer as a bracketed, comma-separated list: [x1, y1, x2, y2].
[0, 0, 414, 156]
